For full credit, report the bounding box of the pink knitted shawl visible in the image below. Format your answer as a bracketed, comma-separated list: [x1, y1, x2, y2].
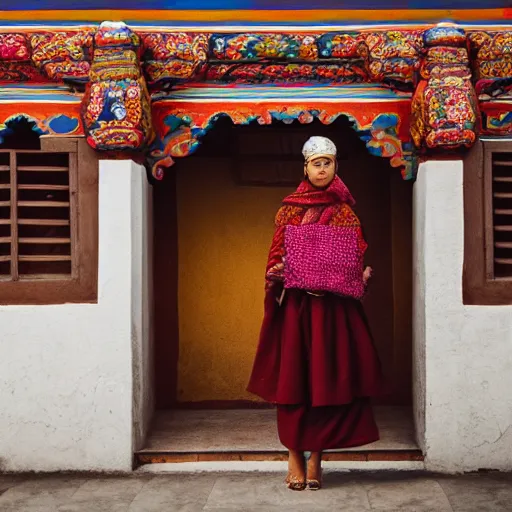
[265, 176, 367, 299]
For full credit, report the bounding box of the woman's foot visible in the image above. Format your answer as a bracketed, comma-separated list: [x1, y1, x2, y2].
[306, 451, 322, 490]
[285, 450, 306, 491]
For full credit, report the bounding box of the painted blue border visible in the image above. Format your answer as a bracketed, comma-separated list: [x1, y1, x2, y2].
[1, 0, 510, 9]
[0, 19, 510, 27]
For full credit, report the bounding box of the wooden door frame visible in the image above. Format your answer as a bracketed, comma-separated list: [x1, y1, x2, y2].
[152, 123, 414, 409]
[153, 171, 180, 409]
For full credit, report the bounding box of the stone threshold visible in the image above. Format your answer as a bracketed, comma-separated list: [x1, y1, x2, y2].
[136, 449, 424, 465]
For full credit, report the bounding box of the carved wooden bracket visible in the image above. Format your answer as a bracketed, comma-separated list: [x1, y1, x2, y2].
[81, 22, 154, 152]
[411, 25, 478, 151]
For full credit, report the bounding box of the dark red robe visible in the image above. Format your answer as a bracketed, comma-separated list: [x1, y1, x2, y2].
[247, 177, 385, 451]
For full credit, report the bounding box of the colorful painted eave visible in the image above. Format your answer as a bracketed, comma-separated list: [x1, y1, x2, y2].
[149, 84, 416, 178]
[0, 18, 511, 181]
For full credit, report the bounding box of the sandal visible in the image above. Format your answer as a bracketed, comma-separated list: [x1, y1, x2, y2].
[305, 452, 322, 490]
[306, 476, 322, 491]
[285, 473, 306, 491]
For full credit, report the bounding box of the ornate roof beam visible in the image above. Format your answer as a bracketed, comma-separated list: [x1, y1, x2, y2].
[0, 22, 510, 179]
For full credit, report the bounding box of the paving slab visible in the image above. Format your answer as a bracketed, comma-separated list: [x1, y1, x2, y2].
[438, 473, 512, 512]
[0, 475, 26, 496]
[361, 473, 453, 512]
[203, 472, 371, 511]
[0, 476, 85, 512]
[57, 476, 152, 512]
[128, 474, 217, 512]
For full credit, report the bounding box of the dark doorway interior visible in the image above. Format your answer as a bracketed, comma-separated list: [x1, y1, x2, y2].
[153, 117, 413, 410]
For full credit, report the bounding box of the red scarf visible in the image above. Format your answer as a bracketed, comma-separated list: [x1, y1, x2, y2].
[282, 176, 355, 208]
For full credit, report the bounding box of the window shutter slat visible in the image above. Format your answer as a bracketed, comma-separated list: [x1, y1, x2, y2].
[495, 258, 512, 265]
[17, 166, 69, 172]
[18, 185, 69, 191]
[19, 237, 70, 244]
[495, 242, 512, 249]
[18, 219, 70, 226]
[19, 255, 72, 262]
[17, 201, 70, 207]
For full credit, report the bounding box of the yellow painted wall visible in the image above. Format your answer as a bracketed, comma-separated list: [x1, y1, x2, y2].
[176, 157, 292, 402]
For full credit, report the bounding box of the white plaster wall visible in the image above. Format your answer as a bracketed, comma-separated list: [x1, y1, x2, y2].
[412, 172, 427, 453]
[415, 160, 512, 473]
[132, 165, 155, 452]
[0, 160, 153, 472]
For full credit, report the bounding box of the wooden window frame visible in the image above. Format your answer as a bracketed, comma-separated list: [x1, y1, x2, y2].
[463, 138, 512, 305]
[0, 137, 98, 305]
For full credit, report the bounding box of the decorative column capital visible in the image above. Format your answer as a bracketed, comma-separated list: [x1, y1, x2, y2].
[81, 21, 155, 151]
[411, 23, 479, 152]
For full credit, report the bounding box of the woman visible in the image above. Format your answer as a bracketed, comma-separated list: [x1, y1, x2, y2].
[247, 136, 384, 491]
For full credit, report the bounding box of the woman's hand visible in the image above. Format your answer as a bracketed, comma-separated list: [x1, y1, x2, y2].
[363, 266, 373, 284]
[266, 261, 284, 280]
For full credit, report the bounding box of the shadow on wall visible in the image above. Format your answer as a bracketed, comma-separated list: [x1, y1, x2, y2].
[0, 117, 41, 150]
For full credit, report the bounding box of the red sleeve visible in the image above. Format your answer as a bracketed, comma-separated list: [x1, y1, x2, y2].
[265, 224, 286, 289]
[264, 205, 303, 290]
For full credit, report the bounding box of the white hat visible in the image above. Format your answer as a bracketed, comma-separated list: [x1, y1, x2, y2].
[302, 136, 337, 162]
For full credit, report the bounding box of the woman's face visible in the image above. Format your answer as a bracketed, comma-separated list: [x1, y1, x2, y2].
[305, 157, 336, 188]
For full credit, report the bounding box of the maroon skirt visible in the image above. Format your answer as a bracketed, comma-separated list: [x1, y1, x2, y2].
[247, 287, 385, 451]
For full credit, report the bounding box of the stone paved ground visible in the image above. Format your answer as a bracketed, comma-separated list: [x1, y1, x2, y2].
[0, 471, 511, 511]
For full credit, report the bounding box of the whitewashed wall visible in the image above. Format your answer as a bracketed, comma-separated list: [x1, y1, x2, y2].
[0, 160, 153, 472]
[132, 164, 155, 453]
[2, 155, 511, 474]
[414, 160, 512, 473]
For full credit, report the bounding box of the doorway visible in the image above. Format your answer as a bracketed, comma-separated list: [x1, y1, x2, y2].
[144, 117, 415, 462]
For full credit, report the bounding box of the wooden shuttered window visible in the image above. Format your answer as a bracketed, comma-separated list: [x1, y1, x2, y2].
[464, 139, 512, 305]
[489, 151, 512, 279]
[0, 138, 98, 304]
[0, 150, 75, 279]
